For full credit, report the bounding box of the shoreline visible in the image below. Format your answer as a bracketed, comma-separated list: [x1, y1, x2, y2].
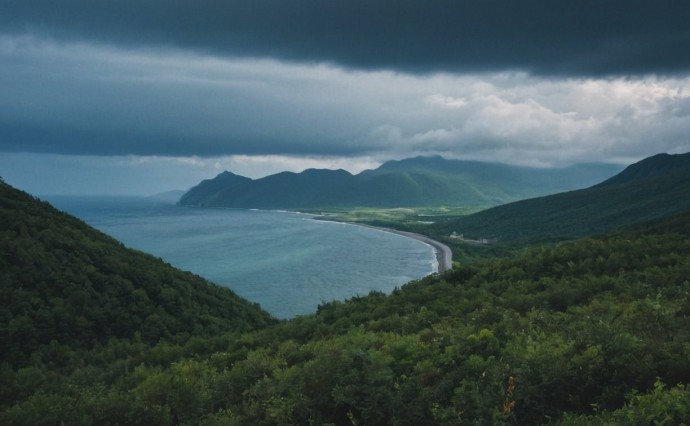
[338, 222, 453, 273]
[181, 205, 453, 274]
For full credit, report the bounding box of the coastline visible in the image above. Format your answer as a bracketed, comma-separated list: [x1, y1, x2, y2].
[180, 205, 453, 273]
[340, 223, 453, 273]
[184, 206, 454, 274]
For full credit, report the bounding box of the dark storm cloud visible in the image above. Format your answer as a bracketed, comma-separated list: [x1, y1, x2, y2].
[2, 0, 690, 76]
[2, 1, 689, 166]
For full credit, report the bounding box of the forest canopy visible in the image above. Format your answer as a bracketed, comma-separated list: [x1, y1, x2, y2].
[2, 180, 690, 424]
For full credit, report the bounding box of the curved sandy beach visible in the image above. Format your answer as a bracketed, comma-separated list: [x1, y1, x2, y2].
[350, 224, 453, 273]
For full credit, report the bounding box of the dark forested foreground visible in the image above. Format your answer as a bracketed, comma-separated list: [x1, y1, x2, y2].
[3, 180, 690, 424]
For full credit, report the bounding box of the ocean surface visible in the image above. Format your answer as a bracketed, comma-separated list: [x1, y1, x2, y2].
[46, 196, 437, 318]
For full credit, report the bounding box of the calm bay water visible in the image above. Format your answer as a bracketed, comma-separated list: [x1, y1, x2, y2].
[47, 196, 436, 318]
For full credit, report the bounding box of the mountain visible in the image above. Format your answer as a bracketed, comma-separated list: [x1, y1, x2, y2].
[0, 180, 275, 371]
[175, 171, 253, 206]
[179, 156, 623, 208]
[595, 152, 690, 186]
[3, 199, 690, 424]
[3, 177, 690, 424]
[433, 152, 690, 242]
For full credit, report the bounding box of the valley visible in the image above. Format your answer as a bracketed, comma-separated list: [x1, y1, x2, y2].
[2, 152, 690, 424]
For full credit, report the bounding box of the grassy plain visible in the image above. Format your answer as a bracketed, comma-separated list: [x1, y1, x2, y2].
[311, 205, 486, 229]
[308, 205, 525, 265]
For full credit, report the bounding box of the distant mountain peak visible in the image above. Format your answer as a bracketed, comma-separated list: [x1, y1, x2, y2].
[216, 170, 251, 180]
[179, 155, 624, 209]
[178, 170, 252, 206]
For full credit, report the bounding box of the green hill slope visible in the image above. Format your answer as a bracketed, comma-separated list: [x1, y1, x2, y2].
[179, 156, 622, 209]
[596, 152, 690, 186]
[4, 168, 690, 424]
[0, 181, 275, 372]
[432, 152, 690, 242]
[4, 207, 689, 424]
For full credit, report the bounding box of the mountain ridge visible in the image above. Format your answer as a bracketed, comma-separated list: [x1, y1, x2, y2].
[4, 157, 690, 424]
[595, 152, 690, 187]
[3, 178, 690, 424]
[179, 156, 623, 209]
[433, 152, 690, 242]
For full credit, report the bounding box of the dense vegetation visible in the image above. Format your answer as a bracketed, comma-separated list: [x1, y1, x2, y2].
[180, 156, 621, 209]
[433, 152, 690, 243]
[0, 182, 275, 398]
[3, 178, 690, 424]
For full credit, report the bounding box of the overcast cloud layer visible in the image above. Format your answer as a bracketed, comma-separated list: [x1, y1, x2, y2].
[3, 0, 690, 76]
[1, 1, 690, 194]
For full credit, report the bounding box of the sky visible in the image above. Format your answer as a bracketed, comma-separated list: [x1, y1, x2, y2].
[1, 1, 690, 195]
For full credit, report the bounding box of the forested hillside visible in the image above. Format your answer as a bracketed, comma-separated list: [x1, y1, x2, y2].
[0, 181, 274, 369]
[432, 152, 690, 242]
[2, 179, 690, 424]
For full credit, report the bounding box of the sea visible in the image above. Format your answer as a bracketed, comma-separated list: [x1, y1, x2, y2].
[46, 196, 437, 319]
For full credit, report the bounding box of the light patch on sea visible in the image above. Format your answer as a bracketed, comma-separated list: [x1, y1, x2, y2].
[47, 196, 437, 318]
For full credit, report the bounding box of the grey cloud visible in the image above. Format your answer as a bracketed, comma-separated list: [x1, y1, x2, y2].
[2, 0, 690, 76]
[1, 36, 689, 164]
[0, 42, 368, 157]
